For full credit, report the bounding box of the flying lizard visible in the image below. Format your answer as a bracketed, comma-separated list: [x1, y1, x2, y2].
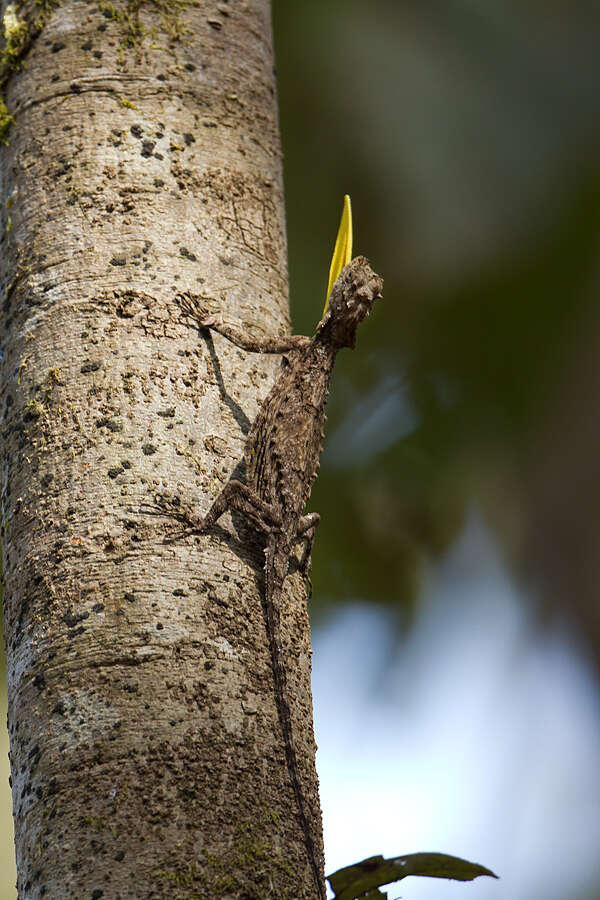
[152, 255, 383, 898]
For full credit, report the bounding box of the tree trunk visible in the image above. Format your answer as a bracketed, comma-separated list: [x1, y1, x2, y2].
[0, 2, 325, 898]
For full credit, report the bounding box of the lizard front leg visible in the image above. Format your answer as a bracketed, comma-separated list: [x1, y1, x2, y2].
[178, 293, 310, 355]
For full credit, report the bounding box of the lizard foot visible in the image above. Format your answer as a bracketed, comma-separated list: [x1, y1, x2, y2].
[140, 491, 205, 533]
[177, 293, 215, 329]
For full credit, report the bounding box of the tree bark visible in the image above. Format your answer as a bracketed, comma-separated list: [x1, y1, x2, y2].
[0, 2, 325, 897]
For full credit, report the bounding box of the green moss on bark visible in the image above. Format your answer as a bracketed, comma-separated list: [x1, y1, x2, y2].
[0, 0, 202, 142]
[0, 1, 62, 143]
[0, 97, 14, 145]
[98, 0, 200, 49]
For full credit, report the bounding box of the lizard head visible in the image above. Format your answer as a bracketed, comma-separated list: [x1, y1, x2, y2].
[319, 256, 383, 349]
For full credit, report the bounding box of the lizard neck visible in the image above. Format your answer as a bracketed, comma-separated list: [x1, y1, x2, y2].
[312, 324, 341, 371]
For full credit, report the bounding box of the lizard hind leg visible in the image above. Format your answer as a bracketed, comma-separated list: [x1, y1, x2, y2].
[141, 481, 281, 538]
[295, 512, 320, 598]
[202, 478, 282, 535]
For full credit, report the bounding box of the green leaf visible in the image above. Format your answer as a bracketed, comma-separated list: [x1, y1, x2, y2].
[327, 852, 498, 900]
[324, 193, 353, 314]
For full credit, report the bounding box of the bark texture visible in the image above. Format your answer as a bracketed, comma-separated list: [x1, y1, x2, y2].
[0, 2, 325, 897]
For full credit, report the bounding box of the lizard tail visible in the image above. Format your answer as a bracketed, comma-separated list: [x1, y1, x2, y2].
[264, 545, 326, 900]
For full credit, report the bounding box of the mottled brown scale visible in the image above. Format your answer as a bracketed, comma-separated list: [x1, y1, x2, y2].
[247, 348, 331, 537]
[171, 256, 383, 900]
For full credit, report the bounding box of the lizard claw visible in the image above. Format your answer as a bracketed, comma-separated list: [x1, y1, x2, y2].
[177, 293, 214, 328]
[297, 554, 314, 600]
[304, 573, 313, 601]
[140, 491, 201, 528]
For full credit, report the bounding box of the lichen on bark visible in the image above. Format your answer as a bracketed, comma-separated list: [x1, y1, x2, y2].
[97, 0, 202, 48]
[0, 0, 61, 142]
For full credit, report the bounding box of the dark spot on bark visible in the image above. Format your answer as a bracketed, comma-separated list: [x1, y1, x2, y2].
[183, 132, 195, 145]
[110, 255, 127, 266]
[157, 408, 175, 418]
[64, 611, 89, 627]
[141, 140, 155, 157]
[97, 21, 107, 31]
[91, 891, 104, 899]
[81, 360, 101, 373]
[81, 40, 93, 50]
[181, 785, 197, 799]
[124, 592, 135, 603]
[157, 73, 166, 81]
[51, 42, 65, 52]
[67, 625, 85, 639]
[96, 417, 122, 432]
[107, 466, 123, 479]
[185, 62, 196, 71]
[130, 124, 143, 138]
[114, 850, 125, 861]
[33, 673, 45, 690]
[92, 603, 105, 613]
[70, 82, 82, 93]
[153, 178, 164, 187]
[208, 19, 222, 30]
[156, 623, 164, 630]
[173, 588, 185, 596]
[51, 73, 59, 82]
[40, 472, 53, 489]
[142, 443, 157, 455]
[121, 459, 132, 469]
[93, 50, 102, 59]
[179, 247, 197, 261]
[55, 157, 73, 177]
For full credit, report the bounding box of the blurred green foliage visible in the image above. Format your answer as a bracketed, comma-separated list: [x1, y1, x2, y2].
[273, 0, 600, 630]
[327, 851, 497, 899]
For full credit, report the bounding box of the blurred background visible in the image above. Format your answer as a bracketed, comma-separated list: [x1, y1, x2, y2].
[2, 0, 600, 896]
[274, 1, 600, 898]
